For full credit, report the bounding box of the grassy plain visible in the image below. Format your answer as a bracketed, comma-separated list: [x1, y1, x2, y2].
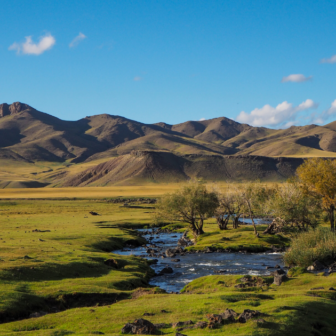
[0, 190, 335, 335]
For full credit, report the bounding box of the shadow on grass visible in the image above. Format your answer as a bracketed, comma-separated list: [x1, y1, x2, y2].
[260, 300, 336, 336]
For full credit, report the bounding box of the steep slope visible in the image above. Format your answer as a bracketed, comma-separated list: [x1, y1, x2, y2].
[60, 150, 304, 186]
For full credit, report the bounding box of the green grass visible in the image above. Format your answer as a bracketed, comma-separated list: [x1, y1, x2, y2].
[0, 199, 156, 322]
[0, 197, 334, 335]
[0, 273, 335, 335]
[186, 219, 290, 252]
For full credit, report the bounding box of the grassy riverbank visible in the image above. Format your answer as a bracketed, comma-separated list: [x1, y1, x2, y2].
[0, 196, 333, 335]
[0, 271, 335, 335]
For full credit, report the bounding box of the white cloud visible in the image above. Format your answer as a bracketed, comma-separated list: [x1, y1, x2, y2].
[199, 118, 206, 121]
[326, 100, 336, 115]
[313, 100, 336, 124]
[69, 32, 86, 48]
[236, 99, 318, 128]
[321, 55, 336, 64]
[281, 74, 312, 83]
[133, 76, 142, 81]
[9, 33, 55, 55]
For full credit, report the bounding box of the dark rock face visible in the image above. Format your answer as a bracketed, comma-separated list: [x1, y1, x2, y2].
[121, 318, 157, 334]
[0, 103, 10, 117]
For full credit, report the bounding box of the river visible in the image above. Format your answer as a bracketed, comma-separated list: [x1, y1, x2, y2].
[115, 229, 283, 293]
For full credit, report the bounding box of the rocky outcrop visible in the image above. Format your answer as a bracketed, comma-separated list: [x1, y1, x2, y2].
[0, 102, 34, 117]
[273, 269, 287, 286]
[121, 318, 157, 334]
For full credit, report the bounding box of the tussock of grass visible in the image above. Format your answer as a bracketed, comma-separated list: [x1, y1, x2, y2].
[284, 227, 336, 267]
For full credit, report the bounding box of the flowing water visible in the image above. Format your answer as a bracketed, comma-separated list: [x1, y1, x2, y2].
[115, 229, 283, 293]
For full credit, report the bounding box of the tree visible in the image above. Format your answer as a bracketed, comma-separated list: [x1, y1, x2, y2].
[155, 180, 219, 236]
[214, 186, 244, 230]
[235, 182, 273, 236]
[297, 158, 336, 231]
[264, 182, 321, 234]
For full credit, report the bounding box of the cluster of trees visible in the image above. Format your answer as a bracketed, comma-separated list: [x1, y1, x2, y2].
[156, 158, 336, 237]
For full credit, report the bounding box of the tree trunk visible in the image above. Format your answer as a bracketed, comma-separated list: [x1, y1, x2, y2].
[216, 216, 229, 230]
[251, 216, 258, 236]
[330, 205, 335, 231]
[198, 218, 205, 234]
[233, 215, 241, 229]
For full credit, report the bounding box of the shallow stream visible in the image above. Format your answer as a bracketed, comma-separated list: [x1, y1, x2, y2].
[115, 229, 283, 293]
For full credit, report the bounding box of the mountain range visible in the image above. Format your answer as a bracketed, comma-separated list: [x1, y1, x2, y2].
[0, 102, 335, 187]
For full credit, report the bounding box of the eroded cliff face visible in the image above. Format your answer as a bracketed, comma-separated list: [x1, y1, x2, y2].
[0, 102, 35, 117]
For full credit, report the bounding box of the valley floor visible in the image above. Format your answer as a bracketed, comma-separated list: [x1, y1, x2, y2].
[0, 193, 334, 335]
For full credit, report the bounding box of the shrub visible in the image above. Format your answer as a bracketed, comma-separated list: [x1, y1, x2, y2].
[284, 227, 336, 267]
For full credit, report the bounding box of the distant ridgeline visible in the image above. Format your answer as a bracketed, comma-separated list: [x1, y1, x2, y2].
[0, 101, 335, 186]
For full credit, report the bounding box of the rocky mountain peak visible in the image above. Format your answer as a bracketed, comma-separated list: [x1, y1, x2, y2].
[0, 102, 34, 117]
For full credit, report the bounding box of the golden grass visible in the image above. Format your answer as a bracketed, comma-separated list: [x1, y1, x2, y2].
[0, 185, 183, 199]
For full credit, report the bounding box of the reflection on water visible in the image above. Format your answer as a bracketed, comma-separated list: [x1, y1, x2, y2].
[115, 229, 283, 293]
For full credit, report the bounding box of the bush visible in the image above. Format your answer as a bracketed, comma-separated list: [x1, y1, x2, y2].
[284, 227, 336, 267]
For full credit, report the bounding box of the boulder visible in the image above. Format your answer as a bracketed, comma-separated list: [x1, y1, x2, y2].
[193, 321, 208, 329]
[274, 273, 287, 286]
[172, 320, 194, 328]
[307, 260, 326, 271]
[165, 249, 176, 257]
[313, 260, 326, 270]
[238, 309, 260, 323]
[158, 266, 173, 275]
[328, 262, 336, 273]
[221, 308, 237, 322]
[121, 318, 157, 334]
[206, 314, 223, 324]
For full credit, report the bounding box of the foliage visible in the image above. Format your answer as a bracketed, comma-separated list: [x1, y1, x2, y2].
[213, 185, 244, 230]
[155, 180, 219, 235]
[284, 227, 336, 267]
[265, 182, 321, 233]
[297, 158, 336, 230]
[234, 182, 274, 236]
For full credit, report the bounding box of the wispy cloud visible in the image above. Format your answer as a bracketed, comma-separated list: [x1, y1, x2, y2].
[133, 76, 142, 81]
[9, 33, 55, 55]
[281, 74, 312, 83]
[199, 118, 206, 121]
[69, 32, 86, 48]
[320, 55, 336, 64]
[312, 100, 336, 124]
[236, 99, 318, 128]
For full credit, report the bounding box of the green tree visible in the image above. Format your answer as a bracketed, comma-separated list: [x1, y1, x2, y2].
[264, 182, 321, 233]
[236, 182, 273, 236]
[297, 158, 336, 231]
[214, 186, 244, 230]
[155, 180, 219, 236]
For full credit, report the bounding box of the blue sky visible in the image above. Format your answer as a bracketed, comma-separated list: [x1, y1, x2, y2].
[1, 0, 336, 128]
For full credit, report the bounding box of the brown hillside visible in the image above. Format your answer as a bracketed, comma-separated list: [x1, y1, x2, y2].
[1, 101, 336, 187]
[60, 150, 304, 186]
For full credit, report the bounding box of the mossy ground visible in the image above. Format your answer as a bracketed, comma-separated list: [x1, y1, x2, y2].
[0, 196, 334, 335]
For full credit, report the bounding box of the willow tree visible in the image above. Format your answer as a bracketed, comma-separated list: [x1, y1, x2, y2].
[214, 187, 244, 230]
[297, 158, 336, 231]
[155, 180, 219, 236]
